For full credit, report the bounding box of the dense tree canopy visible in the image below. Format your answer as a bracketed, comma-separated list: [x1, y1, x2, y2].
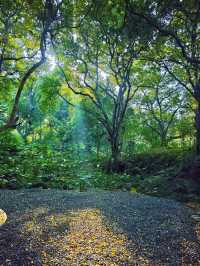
[0, 0, 199, 189]
[1, 2, 200, 265]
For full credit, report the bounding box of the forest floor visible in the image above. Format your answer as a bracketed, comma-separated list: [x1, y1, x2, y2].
[0, 189, 200, 266]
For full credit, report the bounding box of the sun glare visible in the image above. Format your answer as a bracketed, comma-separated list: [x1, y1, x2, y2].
[48, 55, 57, 71]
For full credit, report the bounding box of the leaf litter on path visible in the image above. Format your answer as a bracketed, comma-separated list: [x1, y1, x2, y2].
[21, 208, 149, 265]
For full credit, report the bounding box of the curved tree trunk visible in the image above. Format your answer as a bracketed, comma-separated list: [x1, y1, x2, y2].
[0, 59, 45, 134]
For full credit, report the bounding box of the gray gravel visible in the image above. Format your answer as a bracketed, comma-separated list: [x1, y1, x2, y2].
[0, 189, 200, 265]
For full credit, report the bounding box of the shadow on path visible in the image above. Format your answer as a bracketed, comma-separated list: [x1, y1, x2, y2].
[0, 190, 200, 265]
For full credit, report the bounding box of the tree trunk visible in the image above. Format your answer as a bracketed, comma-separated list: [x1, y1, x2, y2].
[111, 142, 119, 166]
[195, 101, 200, 155]
[107, 135, 121, 172]
[159, 125, 168, 147]
[0, 58, 45, 134]
[194, 81, 200, 155]
[160, 135, 168, 147]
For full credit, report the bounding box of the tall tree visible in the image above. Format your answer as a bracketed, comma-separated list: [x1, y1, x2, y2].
[138, 68, 187, 146]
[125, 0, 200, 154]
[53, 17, 141, 170]
[0, 0, 62, 132]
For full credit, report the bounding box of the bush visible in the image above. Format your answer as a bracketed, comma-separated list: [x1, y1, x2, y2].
[124, 148, 192, 176]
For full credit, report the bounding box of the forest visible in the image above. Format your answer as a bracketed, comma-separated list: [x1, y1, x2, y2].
[0, 0, 200, 198]
[0, 0, 200, 265]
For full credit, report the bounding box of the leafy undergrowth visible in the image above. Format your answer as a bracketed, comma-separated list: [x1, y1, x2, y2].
[20, 208, 148, 265]
[122, 149, 200, 203]
[129, 170, 200, 203]
[1, 144, 200, 204]
[124, 148, 191, 176]
[129, 174, 200, 204]
[0, 144, 131, 191]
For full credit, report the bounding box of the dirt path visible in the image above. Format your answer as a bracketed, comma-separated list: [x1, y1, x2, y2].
[0, 189, 200, 265]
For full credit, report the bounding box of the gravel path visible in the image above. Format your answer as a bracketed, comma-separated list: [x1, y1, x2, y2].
[0, 189, 200, 265]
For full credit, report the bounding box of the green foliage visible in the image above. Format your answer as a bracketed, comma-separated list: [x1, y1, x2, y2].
[124, 148, 191, 176]
[0, 139, 131, 191]
[35, 73, 61, 112]
[0, 130, 24, 150]
[0, 0, 198, 203]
